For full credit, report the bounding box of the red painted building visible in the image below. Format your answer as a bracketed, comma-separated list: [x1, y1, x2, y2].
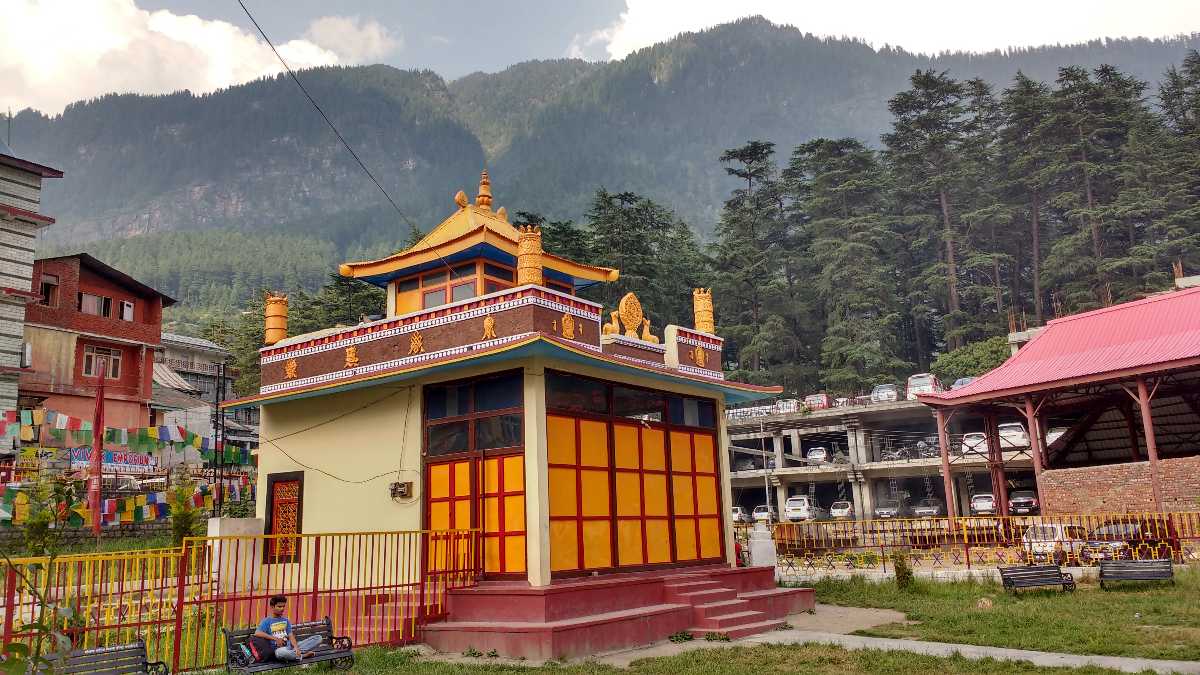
[19, 254, 176, 429]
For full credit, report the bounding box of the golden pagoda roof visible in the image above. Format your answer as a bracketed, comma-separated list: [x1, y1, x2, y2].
[340, 171, 619, 287]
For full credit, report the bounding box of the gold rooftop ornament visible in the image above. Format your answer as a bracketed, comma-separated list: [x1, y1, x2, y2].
[618, 293, 644, 338]
[602, 311, 619, 335]
[345, 346, 360, 369]
[693, 288, 715, 334]
[517, 225, 544, 286]
[454, 190, 469, 209]
[482, 314, 497, 340]
[475, 169, 493, 210]
[264, 292, 289, 346]
[641, 319, 659, 344]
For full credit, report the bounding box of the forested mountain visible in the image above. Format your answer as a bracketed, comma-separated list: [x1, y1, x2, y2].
[12, 17, 1200, 357]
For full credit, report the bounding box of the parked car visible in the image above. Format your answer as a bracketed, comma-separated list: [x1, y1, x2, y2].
[1007, 490, 1040, 515]
[1081, 516, 1180, 563]
[806, 446, 829, 463]
[1044, 426, 1068, 447]
[969, 493, 998, 515]
[870, 383, 901, 403]
[804, 393, 831, 410]
[730, 506, 753, 524]
[829, 500, 854, 520]
[912, 498, 945, 518]
[950, 376, 977, 390]
[784, 495, 830, 522]
[960, 432, 987, 455]
[874, 498, 910, 519]
[997, 422, 1030, 449]
[1022, 523, 1088, 564]
[905, 373, 943, 400]
[752, 505, 776, 523]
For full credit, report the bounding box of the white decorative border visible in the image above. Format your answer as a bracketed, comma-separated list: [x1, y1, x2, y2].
[261, 332, 535, 394]
[678, 364, 725, 380]
[263, 294, 599, 364]
[605, 333, 667, 353]
[610, 352, 669, 369]
[676, 334, 723, 348]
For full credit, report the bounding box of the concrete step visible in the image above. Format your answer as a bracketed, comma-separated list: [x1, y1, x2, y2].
[688, 617, 785, 640]
[670, 587, 738, 604]
[663, 579, 723, 594]
[692, 598, 751, 622]
[738, 587, 815, 618]
[695, 609, 767, 630]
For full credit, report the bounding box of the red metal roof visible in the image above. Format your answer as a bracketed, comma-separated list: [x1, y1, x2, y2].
[920, 287, 1200, 405]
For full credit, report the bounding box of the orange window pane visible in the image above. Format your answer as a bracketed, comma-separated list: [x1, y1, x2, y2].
[548, 467, 577, 517]
[642, 428, 665, 470]
[645, 520, 671, 563]
[580, 469, 611, 517]
[453, 462, 471, 497]
[674, 518, 698, 561]
[695, 476, 718, 515]
[699, 517, 721, 559]
[484, 496, 500, 531]
[672, 475, 695, 515]
[503, 455, 524, 492]
[693, 434, 715, 474]
[453, 498, 471, 529]
[482, 458, 500, 494]
[550, 521, 579, 571]
[547, 415, 577, 464]
[613, 424, 640, 469]
[505, 535, 526, 573]
[504, 495, 525, 532]
[580, 420, 609, 467]
[615, 472, 642, 516]
[429, 464, 450, 499]
[670, 432, 692, 472]
[582, 520, 612, 569]
[429, 501, 450, 530]
[617, 520, 644, 566]
[643, 474, 668, 516]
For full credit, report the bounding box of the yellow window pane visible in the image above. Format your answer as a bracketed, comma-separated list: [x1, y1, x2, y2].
[580, 469, 611, 517]
[615, 472, 642, 517]
[503, 455, 524, 492]
[670, 432, 692, 472]
[699, 517, 721, 559]
[504, 495, 525, 532]
[582, 520, 612, 569]
[674, 518, 698, 561]
[642, 428, 665, 470]
[613, 424, 640, 469]
[484, 536, 501, 573]
[484, 496, 500, 532]
[580, 419, 609, 467]
[429, 501, 450, 530]
[672, 475, 695, 515]
[617, 520, 644, 567]
[549, 467, 577, 517]
[482, 458, 500, 494]
[550, 521, 579, 571]
[453, 498, 471, 529]
[695, 476, 718, 515]
[693, 434, 715, 474]
[453, 462, 471, 497]
[505, 535, 526, 573]
[646, 520, 671, 563]
[429, 464, 450, 499]
[547, 415, 577, 465]
[643, 474, 668, 516]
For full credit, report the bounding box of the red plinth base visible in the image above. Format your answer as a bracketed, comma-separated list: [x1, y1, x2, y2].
[421, 566, 814, 660]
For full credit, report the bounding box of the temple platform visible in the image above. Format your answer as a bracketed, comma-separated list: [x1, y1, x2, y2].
[421, 566, 814, 659]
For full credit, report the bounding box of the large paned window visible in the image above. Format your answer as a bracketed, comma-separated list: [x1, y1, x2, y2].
[83, 345, 121, 379]
[424, 370, 522, 457]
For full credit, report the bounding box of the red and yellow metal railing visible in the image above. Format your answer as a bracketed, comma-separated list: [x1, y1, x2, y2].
[1, 529, 479, 672]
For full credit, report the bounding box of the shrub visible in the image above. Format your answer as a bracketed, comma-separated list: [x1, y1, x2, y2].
[169, 471, 204, 546]
[891, 550, 914, 590]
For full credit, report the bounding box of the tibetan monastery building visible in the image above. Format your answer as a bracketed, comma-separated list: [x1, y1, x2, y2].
[227, 172, 783, 589]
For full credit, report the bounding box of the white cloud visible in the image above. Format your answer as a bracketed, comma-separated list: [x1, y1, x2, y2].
[0, 1, 401, 115]
[588, 0, 1200, 61]
[304, 15, 399, 64]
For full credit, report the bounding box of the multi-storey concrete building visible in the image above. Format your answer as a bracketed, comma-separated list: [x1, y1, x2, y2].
[0, 139, 61, 412]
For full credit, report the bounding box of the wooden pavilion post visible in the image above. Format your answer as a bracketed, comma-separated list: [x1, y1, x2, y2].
[1022, 397, 1046, 506]
[935, 408, 957, 521]
[1135, 376, 1164, 511]
[983, 413, 1009, 517]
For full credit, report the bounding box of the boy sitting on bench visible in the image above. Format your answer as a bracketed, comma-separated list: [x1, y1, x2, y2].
[254, 596, 322, 662]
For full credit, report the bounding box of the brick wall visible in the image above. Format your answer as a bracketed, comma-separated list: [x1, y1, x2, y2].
[1040, 455, 1200, 513]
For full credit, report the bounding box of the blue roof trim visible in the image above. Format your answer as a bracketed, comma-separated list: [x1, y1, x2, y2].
[357, 242, 595, 291]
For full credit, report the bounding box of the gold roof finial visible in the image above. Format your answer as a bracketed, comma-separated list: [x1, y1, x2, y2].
[475, 169, 493, 210]
[454, 190, 468, 209]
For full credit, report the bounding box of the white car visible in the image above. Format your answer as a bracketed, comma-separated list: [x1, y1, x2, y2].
[806, 447, 829, 463]
[998, 422, 1030, 449]
[784, 495, 829, 522]
[1044, 426, 1068, 447]
[829, 500, 854, 519]
[730, 506, 753, 524]
[1022, 523, 1088, 564]
[905, 373, 943, 400]
[970, 493, 997, 515]
[960, 432, 987, 455]
[870, 384, 900, 403]
[752, 505, 776, 523]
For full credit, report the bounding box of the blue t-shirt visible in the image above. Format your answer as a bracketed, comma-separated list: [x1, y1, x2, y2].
[258, 617, 292, 640]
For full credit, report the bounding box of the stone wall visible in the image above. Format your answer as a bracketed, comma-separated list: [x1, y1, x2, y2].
[1040, 455, 1200, 513]
[0, 520, 172, 553]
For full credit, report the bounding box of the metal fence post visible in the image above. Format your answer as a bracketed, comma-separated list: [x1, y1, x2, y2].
[962, 520, 971, 570]
[2, 564, 16, 647]
[171, 542, 190, 673]
[309, 536, 321, 621]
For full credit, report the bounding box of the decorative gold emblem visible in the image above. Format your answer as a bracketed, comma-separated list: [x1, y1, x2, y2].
[284, 358, 298, 380]
[693, 288, 715, 334]
[602, 311, 620, 335]
[408, 332, 425, 355]
[561, 312, 575, 339]
[641, 319, 659, 344]
[482, 314, 497, 340]
[344, 346, 360, 369]
[618, 293, 644, 338]
[691, 345, 708, 368]
[516, 225, 543, 286]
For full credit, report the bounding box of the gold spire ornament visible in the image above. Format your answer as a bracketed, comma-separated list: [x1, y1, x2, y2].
[482, 314, 497, 340]
[516, 225, 544, 286]
[496, 206, 508, 221]
[693, 288, 715, 334]
[475, 169, 493, 210]
[618, 293, 644, 338]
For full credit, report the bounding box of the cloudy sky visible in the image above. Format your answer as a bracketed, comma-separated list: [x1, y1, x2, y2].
[4, 0, 1199, 115]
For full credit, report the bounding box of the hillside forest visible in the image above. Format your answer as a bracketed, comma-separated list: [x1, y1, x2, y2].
[206, 51, 1200, 398]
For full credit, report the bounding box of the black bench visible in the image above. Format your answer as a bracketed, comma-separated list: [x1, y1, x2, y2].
[46, 639, 167, 674]
[1099, 559, 1174, 588]
[999, 564, 1075, 592]
[224, 616, 354, 673]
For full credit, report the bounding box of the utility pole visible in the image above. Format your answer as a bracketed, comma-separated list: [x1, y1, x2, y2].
[211, 362, 227, 514]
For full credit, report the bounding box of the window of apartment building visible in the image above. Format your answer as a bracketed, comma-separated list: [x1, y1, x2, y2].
[78, 293, 112, 318]
[83, 346, 121, 379]
[119, 300, 135, 321]
[20, 342, 31, 369]
[38, 274, 58, 307]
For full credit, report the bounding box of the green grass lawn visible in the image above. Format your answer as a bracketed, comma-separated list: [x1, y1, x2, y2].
[346, 643, 1135, 674]
[809, 568, 1200, 661]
